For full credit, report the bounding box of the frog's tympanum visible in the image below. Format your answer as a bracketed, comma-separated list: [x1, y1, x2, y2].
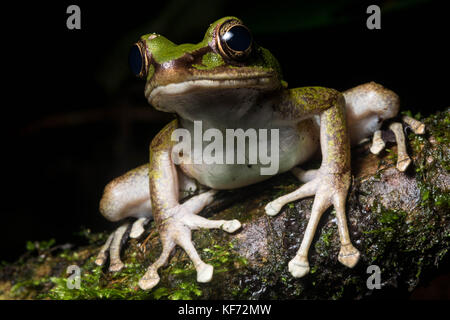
[95, 17, 425, 290]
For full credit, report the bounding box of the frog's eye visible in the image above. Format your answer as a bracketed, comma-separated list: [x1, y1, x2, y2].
[129, 41, 148, 79]
[217, 20, 252, 61]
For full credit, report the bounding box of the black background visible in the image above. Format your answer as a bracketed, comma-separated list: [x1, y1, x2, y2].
[2, 0, 449, 298]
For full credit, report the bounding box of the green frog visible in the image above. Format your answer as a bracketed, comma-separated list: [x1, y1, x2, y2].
[95, 16, 425, 290]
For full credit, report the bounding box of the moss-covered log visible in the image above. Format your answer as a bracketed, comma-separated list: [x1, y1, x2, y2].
[1, 110, 448, 300]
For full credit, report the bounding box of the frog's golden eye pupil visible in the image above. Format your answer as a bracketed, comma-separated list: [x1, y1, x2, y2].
[223, 25, 252, 52]
[129, 42, 147, 78]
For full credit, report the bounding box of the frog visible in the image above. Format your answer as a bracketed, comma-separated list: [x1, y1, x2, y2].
[94, 16, 425, 290]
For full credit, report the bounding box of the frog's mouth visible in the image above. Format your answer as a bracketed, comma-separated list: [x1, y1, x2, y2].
[146, 70, 280, 108]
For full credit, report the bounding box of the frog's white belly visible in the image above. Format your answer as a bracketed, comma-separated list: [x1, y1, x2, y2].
[179, 119, 319, 189]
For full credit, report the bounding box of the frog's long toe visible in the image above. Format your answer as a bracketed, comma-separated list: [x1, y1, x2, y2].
[288, 256, 310, 278]
[338, 244, 360, 268]
[94, 222, 130, 272]
[108, 223, 130, 272]
[265, 201, 282, 216]
[139, 237, 175, 290]
[370, 130, 385, 155]
[138, 190, 242, 290]
[265, 179, 317, 217]
[370, 116, 425, 172]
[138, 268, 160, 290]
[130, 217, 150, 239]
[389, 122, 412, 172]
[94, 233, 114, 266]
[402, 115, 425, 135]
[222, 219, 241, 233]
[196, 263, 214, 283]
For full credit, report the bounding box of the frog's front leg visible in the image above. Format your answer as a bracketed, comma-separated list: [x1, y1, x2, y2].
[138, 120, 241, 290]
[266, 87, 359, 277]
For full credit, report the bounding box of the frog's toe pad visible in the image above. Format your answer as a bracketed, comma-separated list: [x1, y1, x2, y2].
[338, 245, 360, 268]
[265, 201, 282, 216]
[222, 220, 241, 233]
[94, 255, 106, 266]
[197, 263, 214, 283]
[397, 157, 411, 172]
[130, 217, 149, 239]
[130, 224, 145, 239]
[139, 268, 160, 290]
[288, 258, 310, 278]
[370, 142, 385, 155]
[109, 261, 124, 272]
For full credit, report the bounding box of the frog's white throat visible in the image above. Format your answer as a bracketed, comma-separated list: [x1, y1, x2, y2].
[147, 78, 277, 111]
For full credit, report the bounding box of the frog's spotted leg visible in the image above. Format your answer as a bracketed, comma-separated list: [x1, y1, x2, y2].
[138, 120, 241, 290]
[266, 87, 359, 278]
[95, 160, 201, 272]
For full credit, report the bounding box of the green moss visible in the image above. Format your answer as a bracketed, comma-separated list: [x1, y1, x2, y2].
[385, 148, 397, 163]
[314, 225, 336, 257]
[149, 240, 249, 300]
[45, 257, 151, 300]
[25, 238, 56, 252]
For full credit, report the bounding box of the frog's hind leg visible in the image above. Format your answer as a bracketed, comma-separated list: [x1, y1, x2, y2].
[96, 164, 199, 272]
[369, 119, 425, 171]
[95, 164, 152, 271]
[369, 117, 426, 172]
[343, 82, 425, 172]
[291, 167, 318, 183]
[95, 219, 148, 271]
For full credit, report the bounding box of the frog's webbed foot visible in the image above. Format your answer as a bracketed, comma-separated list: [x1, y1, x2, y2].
[370, 115, 425, 172]
[95, 217, 150, 272]
[138, 190, 241, 290]
[265, 170, 359, 277]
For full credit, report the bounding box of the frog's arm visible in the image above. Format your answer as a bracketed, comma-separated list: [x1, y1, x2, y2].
[148, 119, 180, 223]
[138, 119, 241, 290]
[266, 87, 359, 278]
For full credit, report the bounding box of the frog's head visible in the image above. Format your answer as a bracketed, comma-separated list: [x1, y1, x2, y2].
[129, 16, 284, 112]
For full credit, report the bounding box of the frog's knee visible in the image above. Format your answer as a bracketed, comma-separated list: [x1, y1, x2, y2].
[344, 82, 400, 145]
[344, 82, 400, 120]
[99, 182, 152, 222]
[99, 165, 152, 222]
